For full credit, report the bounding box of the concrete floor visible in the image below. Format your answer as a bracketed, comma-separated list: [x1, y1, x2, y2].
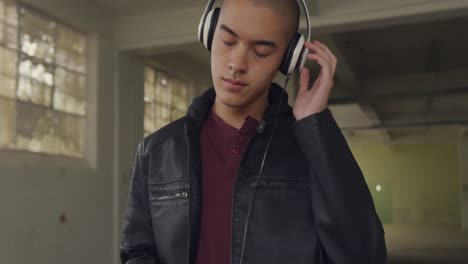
[385, 224, 468, 264]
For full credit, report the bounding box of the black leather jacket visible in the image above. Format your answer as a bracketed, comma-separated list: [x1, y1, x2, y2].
[120, 83, 387, 264]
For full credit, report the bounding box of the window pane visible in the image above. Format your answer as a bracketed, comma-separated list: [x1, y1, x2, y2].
[0, 22, 3, 45]
[0, 45, 17, 99]
[171, 109, 185, 120]
[18, 56, 54, 85]
[0, 74, 15, 98]
[17, 57, 53, 106]
[56, 24, 86, 55]
[5, 0, 17, 27]
[19, 7, 55, 40]
[0, 3, 89, 158]
[155, 71, 171, 103]
[4, 24, 17, 49]
[145, 66, 154, 84]
[53, 90, 85, 115]
[54, 67, 85, 98]
[54, 110, 84, 157]
[54, 67, 86, 115]
[16, 101, 83, 157]
[172, 81, 187, 111]
[144, 81, 154, 102]
[0, 1, 4, 23]
[0, 97, 16, 148]
[0, 45, 17, 77]
[144, 102, 155, 136]
[19, 8, 55, 62]
[144, 67, 190, 136]
[16, 101, 52, 153]
[56, 24, 86, 73]
[55, 45, 86, 73]
[17, 76, 52, 106]
[20, 33, 54, 63]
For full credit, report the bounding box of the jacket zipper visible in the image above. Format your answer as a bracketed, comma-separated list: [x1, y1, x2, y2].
[230, 132, 258, 264]
[151, 191, 189, 201]
[186, 130, 191, 264]
[250, 180, 310, 189]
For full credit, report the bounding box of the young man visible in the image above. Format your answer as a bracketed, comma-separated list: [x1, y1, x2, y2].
[120, 0, 387, 263]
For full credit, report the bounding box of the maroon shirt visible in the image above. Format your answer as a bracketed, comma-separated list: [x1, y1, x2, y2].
[195, 109, 259, 264]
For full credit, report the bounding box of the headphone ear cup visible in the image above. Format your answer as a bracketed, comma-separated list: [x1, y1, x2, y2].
[200, 7, 220, 51]
[279, 32, 306, 75]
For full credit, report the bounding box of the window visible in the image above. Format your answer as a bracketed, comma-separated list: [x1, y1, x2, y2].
[0, 0, 87, 158]
[144, 66, 189, 137]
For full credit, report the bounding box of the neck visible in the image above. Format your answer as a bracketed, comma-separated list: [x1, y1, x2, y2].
[212, 94, 268, 129]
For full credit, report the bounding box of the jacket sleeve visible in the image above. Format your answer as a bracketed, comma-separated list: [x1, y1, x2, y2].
[120, 142, 159, 264]
[291, 108, 387, 264]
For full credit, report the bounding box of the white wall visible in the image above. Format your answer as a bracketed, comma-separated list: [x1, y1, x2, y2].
[0, 0, 118, 263]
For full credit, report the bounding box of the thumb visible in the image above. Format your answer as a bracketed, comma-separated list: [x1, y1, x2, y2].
[299, 67, 310, 94]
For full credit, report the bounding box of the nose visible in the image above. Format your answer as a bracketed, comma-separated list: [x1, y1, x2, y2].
[228, 44, 248, 76]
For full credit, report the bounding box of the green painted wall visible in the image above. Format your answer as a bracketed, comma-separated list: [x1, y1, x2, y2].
[350, 144, 460, 226]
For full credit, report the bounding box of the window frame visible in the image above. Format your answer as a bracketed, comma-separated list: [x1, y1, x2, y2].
[0, 0, 94, 167]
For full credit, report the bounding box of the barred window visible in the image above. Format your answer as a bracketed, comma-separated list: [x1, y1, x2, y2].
[0, 0, 87, 158]
[144, 66, 189, 137]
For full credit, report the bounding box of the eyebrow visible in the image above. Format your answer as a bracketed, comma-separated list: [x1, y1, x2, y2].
[219, 24, 277, 49]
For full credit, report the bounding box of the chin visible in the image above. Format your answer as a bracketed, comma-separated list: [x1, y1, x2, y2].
[216, 89, 247, 108]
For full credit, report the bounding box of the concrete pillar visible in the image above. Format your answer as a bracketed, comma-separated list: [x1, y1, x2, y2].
[459, 129, 468, 230]
[114, 52, 146, 259]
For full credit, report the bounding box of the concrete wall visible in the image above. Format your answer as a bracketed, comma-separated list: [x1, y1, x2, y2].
[0, 0, 118, 263]
[351, 142, 460, 226]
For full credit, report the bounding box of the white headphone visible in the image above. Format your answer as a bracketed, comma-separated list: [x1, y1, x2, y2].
[197, 0, 311, 76]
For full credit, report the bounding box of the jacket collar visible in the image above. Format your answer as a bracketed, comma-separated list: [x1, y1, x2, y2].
[186, 82, 292, 133]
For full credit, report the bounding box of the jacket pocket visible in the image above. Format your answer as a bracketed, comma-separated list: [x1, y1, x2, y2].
[151, 190, 189, 202]
[148, 178, 189, 203]
[250, 179, 310, 190]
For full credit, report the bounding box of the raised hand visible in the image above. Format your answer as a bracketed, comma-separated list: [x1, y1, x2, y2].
[293, 40, 337, 121]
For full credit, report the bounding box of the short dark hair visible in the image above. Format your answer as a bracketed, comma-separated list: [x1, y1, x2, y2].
[221, 0, 300, 42]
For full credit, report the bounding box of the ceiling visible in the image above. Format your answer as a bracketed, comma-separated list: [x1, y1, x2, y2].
[335, 16, 468, 79]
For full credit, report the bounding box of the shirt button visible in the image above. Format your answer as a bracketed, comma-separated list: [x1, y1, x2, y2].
[232, 149, 238, 154]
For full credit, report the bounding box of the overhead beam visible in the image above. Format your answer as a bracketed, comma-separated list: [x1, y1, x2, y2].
[330, 85, 468, 105]
[363, 69, 468, 97]
[329, 69, 468, 104]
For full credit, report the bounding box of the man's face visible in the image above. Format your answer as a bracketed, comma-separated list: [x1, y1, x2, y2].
[210, 0, 292, 110]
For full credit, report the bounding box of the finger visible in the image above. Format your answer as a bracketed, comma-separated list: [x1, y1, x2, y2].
[314, 41, 337, 74]
[307, 53, 331, 86]
[310, 44, 336, 76]
[299, 67, 310, 94]
[305, 42, 332, 67]
[307, 53, 331, 76]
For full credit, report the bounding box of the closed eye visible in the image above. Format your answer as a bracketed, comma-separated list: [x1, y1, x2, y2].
[255, 52, 268, 58]
[223, 40, 235, 46]
[223, 40, 269, 58]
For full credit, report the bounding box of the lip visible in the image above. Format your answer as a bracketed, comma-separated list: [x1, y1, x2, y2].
[223, 78, 247, 91]
[224, 78, 247, 86]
